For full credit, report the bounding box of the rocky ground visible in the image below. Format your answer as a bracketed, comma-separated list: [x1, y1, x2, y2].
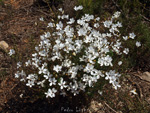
[0, 0, 150, 113]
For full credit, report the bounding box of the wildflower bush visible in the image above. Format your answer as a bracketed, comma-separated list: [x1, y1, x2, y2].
[13, 5, 141, 98]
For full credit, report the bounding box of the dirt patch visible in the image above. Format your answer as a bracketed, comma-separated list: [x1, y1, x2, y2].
[4, 0, 36, 9]
[0, 77, 89, 113]
[94, 72, 150, 113]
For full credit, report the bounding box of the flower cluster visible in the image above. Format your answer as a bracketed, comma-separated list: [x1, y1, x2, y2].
[14, 6, 139, 98]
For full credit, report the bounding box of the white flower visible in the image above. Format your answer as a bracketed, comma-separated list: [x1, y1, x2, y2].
[77, 19, 85, 25]
[95, 17, 100, 21]
[74, 5, 83, 11]
[35, 46, 39, 51]
[58, 78, 67, 89]
[112, 11, 121, 19]
[123, 48, 129, 54]
[88, 79, 93, 87]
[32, 53, 37, 57]
[94, 23, 99, 28]
[25, 60, 31, 66]
[130, 89, 137, 95]
[67, 18, 75, 24]
[136, 41, 141, 47]
[38, 65, 48, 74]
[53, 65, 62, 73]
[129, 33, 136, 39]
[72, 81, 79, 90]
[49, 78, 57, 86]
[61, 15, 69, 19]
[56, 21, 63, 30]
[105, 70, 121, 90]
[57, 15, 61, 19]
[39, 17, 44, 21]
[63, 59, 72, 67]
[58, 8, 63, 12]
[19, 70, 26, 82]
[27, 74, 37, 81]
[77, 28, 87, 36]
[64, 25, 74, 37]
[106, 33, 112, 37]
[68, 66, 78, 78]
[78, 82, 86, 91]
[83, 14, 94, 21]
[15, 71, 20, 78]
[71, 89, 79, 96]
[39, 50, 47, 57]
[47, 22, 54, 27]
[103, 20, 112, 28]
[98, 90, 103, 95]
[37, 80, 45, 87]
[44, 32, 51, 38]
[8, 49, 15, 56]
[98, 55, 113, 66]
[43, 72, 52, 80]
[118, 61, 122, 66]
[20, 93, 23, 98]
[91, 69, 98, 76]
[17, 62, 22, 69]
[116, 22, 122, 27]
[45, 88, 57, 98]
[84, 34, 93, 43]
[60, 91, 67, 97]
[113, 82, 121, 90]
[84, 63, 94, 73]
[123, 36, 128, 41]
[26, 80, 35, 87]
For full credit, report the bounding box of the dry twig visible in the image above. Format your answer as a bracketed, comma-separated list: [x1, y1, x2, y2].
[130, 72, 150, 83]
[140, 14, 150, 22]
[126, 75, 144, 99]
[104, 102, 117, 113]
[111, 0, 123, 13]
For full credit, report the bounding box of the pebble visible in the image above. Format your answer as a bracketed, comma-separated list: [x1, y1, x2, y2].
[0, 41, 9, 52]
[141, 72, 150, 82]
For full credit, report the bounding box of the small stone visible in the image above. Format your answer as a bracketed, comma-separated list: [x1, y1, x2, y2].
[89, 100, 104, 112]
[0, 41, 9, 51]
[141, 72, 150, 82]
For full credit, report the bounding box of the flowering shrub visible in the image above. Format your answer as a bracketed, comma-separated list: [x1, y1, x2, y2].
[14, 5, 140, 98]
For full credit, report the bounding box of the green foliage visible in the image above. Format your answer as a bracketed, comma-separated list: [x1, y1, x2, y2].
[0, 0, 4, 5]
[77, 0, 105, 14]
[117, 0, 141, 14]
[117, 0, 150, 71]
[44, 0, 63, 6]
[76, 0, 150, 72]
[86, 77, 107, 97]
[93, 0, 150, 71]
